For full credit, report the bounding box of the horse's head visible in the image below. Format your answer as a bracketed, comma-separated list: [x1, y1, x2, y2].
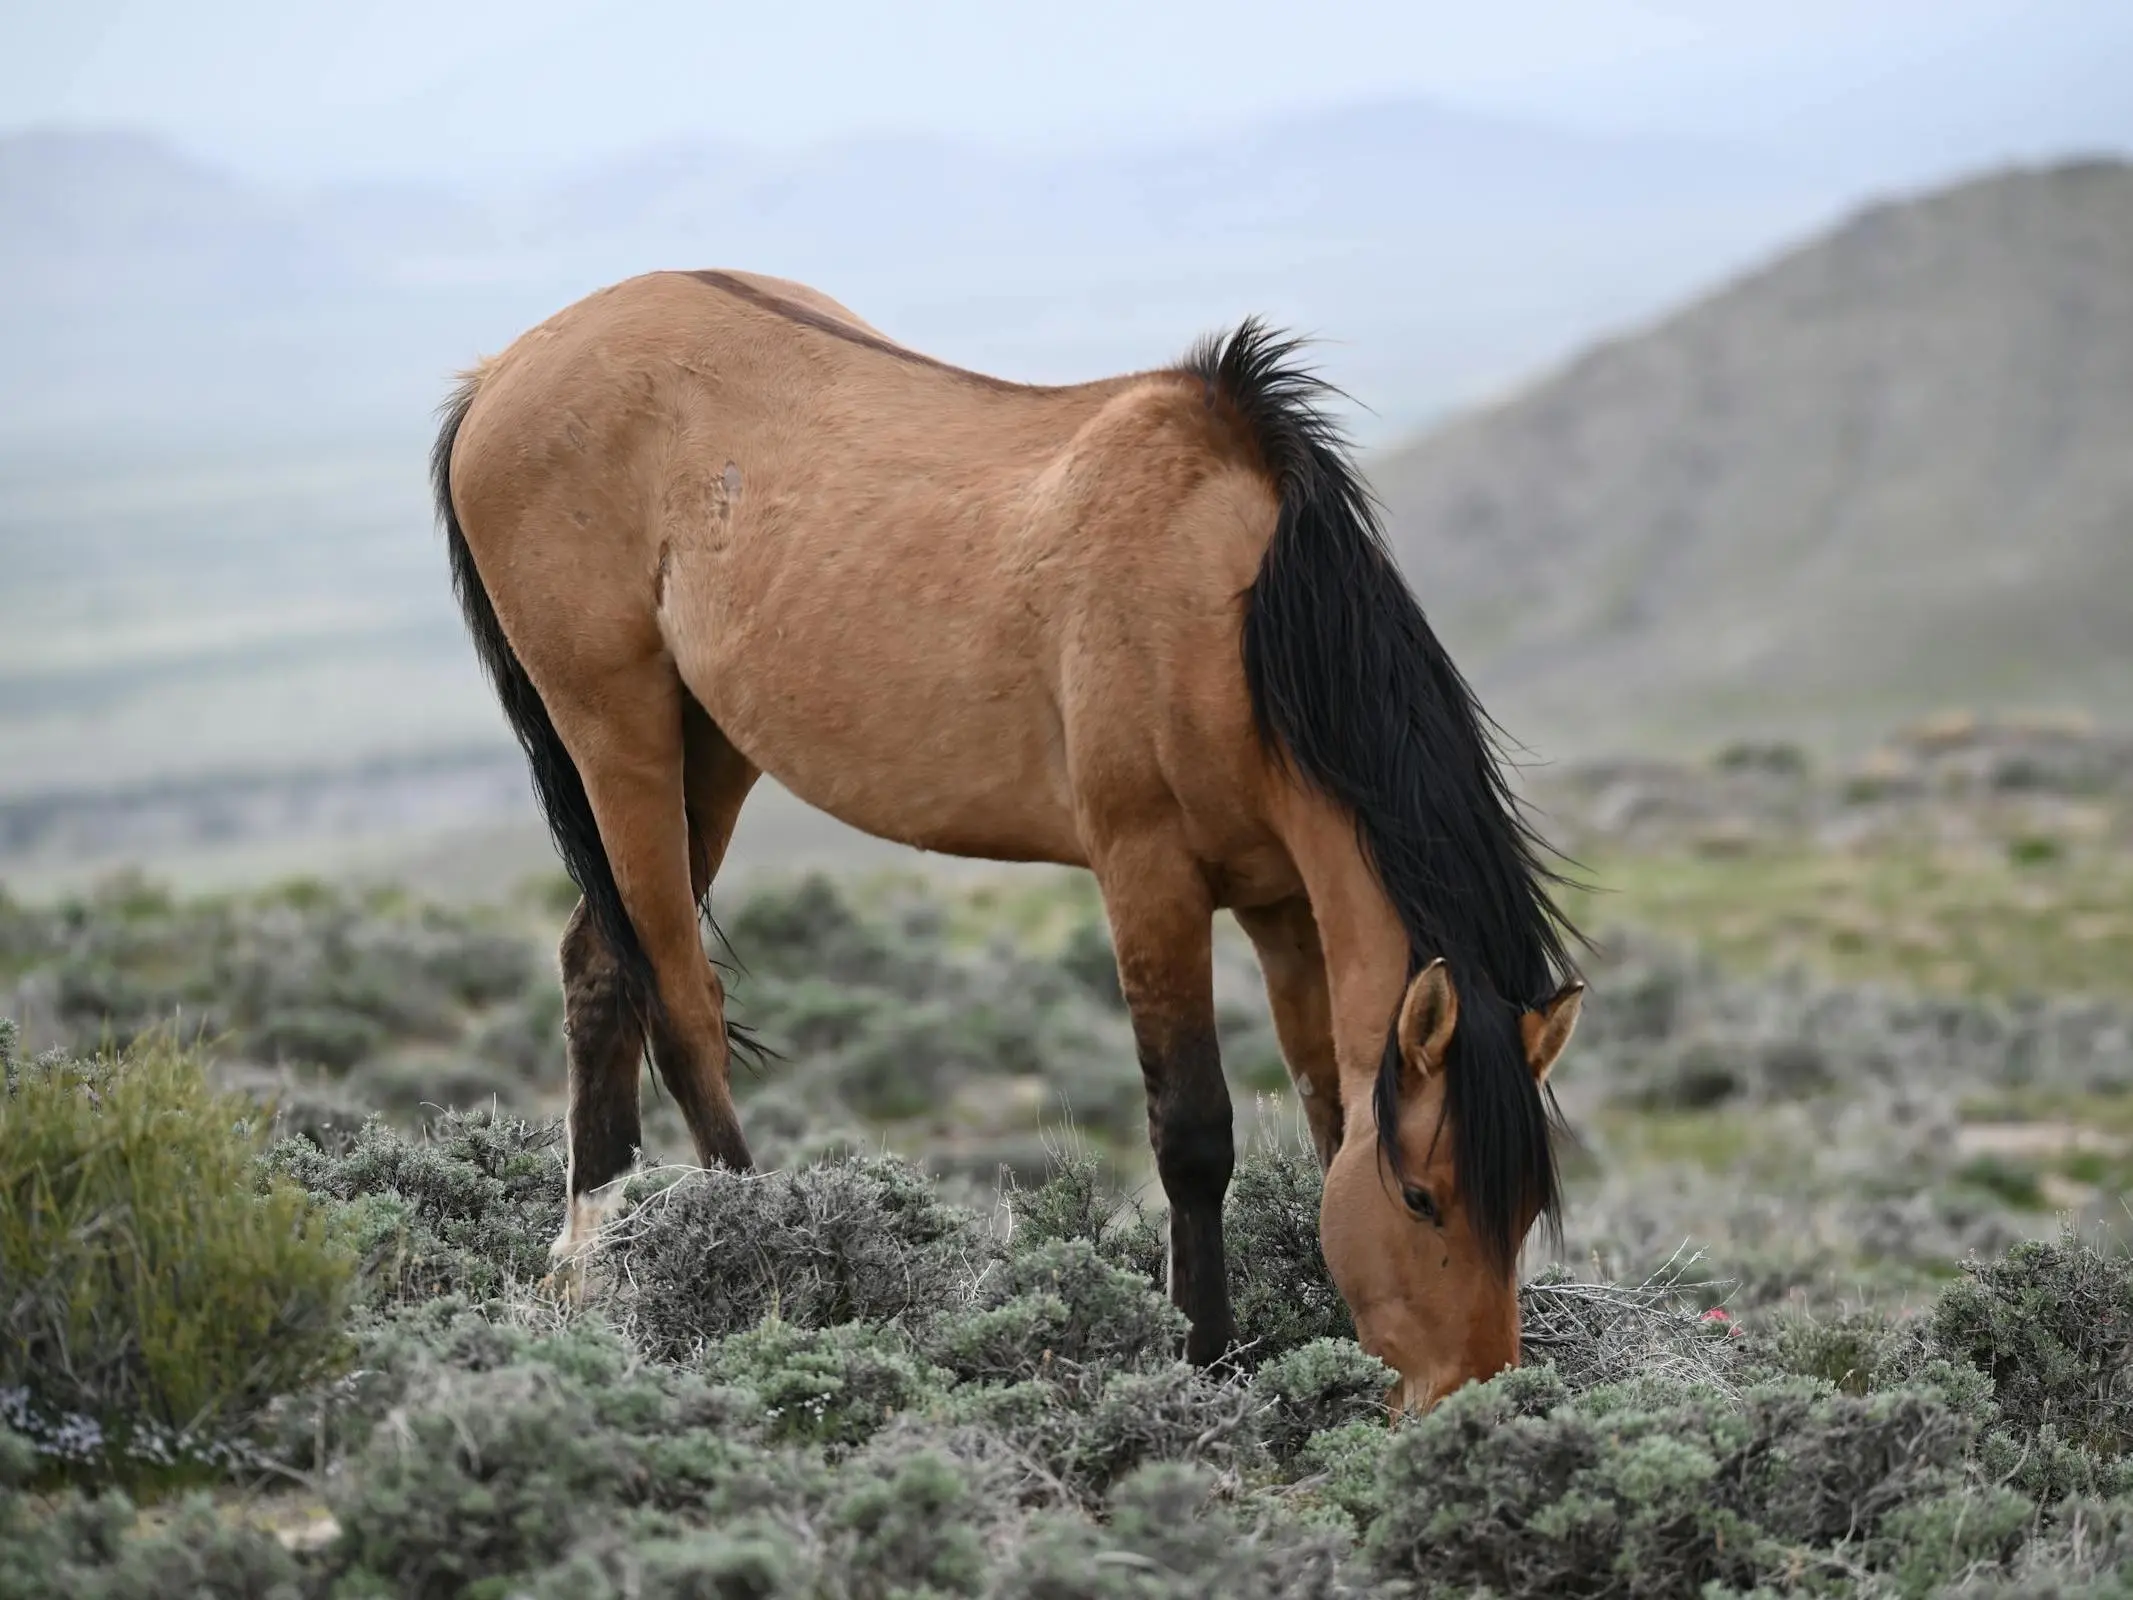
[1318, 958, 1583, 1414]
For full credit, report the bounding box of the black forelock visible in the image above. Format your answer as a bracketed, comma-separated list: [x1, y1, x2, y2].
[1189, 318, 1582, 1271]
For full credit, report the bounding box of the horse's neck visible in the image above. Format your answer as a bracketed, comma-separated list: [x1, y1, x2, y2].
[1271, 783, 1410, 1099]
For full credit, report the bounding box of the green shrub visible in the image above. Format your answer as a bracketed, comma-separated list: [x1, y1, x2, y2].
[1715, 739, 1810, 776]
[1365, 1365, 2015, 1597]
[1930, 1232, 2133, 1455]
[1252, 1339, 1394, 1463]
[1873, 1483, 2036, 1595]
[327, 1362, 655, 1598]
[499, 1446, 993, 1600]
[1959, 1154, 2048, 1209]
[1225, 1134, 1353, 1360]
[262, 1108, 565, 1308]
[701, 1321, 942, 1451]
[1286, 1419, 1397, 1539]
[821, 1448, 987, 1599]
[931, 1239, 1185, 1383]
[741, 976, 888, 1060]
[717, 873, 1149, 1144]
[1634, 1040, 1746, 1109]
[1753, 1305, 1927, 1395]
[1002, 1145, 1167, 1285]
[239, 1066, 373, 1156]
[1000, 1463, 1351, 1598]
[1220, 1001, 1295, 1097]
[608, 1155, 977, 1360]
[1058, 914, 1124, 1008]
[945, 1364, 1257, 1504]
[1976, 1421, 2133, 1503]
[324, 1334, 768, 1599]
[255, 1303, 766, 1495]
[1070, 1368, 1260, 1496]
[465, 986, 566, 1082]
[823, 998, 1047, 1121]
[514, 1524, 803, 1600]
[1995, 1494, 2133, 1596]
[0, 1033, 352, 1482]
[0, 1473, 304, 1600]
[2008, 834, 2066, 867]
[249, 1006, 387, 1073]
[1004, 1145, 1138, 1253]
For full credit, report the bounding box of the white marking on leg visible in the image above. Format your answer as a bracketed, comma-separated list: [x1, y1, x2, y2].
[548, 1172, 634, 1264]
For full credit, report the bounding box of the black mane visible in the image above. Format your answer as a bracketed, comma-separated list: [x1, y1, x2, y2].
[1187, 319, 1580, 1270]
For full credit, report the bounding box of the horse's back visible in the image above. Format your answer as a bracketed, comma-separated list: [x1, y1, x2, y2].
[680, 269, 891, 342]
[447, 270, 1289, 874]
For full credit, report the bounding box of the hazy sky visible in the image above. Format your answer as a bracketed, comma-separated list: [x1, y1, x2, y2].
[8, 0, 2132, 179]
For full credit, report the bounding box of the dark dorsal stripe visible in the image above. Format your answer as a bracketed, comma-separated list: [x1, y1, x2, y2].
[679, 270, 1044, 394]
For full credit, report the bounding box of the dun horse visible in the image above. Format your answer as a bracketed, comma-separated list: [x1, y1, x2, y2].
[434, 270, 1584, 1411]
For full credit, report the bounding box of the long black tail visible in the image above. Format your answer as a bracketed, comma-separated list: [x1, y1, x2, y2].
[431, 376, 662, 1026]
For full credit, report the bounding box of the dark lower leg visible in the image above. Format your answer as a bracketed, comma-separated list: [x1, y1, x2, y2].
[1101, 847, 1233, 1366]
[560, 898, 646, 1199]
[1145, 1029, 1237, 1365]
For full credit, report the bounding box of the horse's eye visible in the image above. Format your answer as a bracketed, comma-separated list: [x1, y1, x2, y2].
[1402, 1186, 1441, 1225]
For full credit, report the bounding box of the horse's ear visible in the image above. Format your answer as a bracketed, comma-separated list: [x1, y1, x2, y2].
[1520, 980, 1585, 1085]
[1397, 958, 1459, 1077]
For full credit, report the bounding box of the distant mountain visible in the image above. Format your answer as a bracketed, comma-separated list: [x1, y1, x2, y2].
[0, 130, 329, 306]
[3, 141, 2129, 871]
[1373, 159, 2133, 758]
[0, 102, 1842, 443]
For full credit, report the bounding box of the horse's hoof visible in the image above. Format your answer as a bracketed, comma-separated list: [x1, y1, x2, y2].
[539, 1257, 589, 1306]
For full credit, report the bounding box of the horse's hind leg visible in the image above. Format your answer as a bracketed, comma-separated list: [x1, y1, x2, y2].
[677, 695, 760, 1070]
[546, 659, 753, 1176]
[549, 699, 757, 1264]
[553, 896, 647, 1261]
[681, 696, 759, 907]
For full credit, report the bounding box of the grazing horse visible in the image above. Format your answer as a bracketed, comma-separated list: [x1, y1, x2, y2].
[434, 269, 1584, 1411]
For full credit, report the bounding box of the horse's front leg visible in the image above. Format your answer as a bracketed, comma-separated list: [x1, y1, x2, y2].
[1234, 897, 1343, 1172]
[1094, 838, 1235, 1366]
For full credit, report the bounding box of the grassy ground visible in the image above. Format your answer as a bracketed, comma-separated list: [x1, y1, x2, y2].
[7, 857, 2129, 1294]
[5, 1031, 2133, 1598]
[1566, 839, 2133, 1002]
[6, 731, 2133, 1593]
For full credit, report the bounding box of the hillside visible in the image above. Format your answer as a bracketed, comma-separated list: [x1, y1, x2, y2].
[1373, 158, 2133, 758]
